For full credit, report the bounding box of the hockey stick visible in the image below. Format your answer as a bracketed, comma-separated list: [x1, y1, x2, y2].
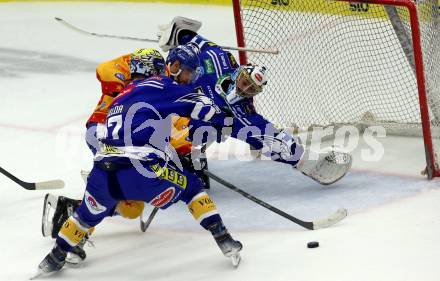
[140, 207, 159, 232]
[0, 166, 64, 190]
[54, 17, 279, 55]
[204, 169, 347, 230]
[54, 17, 157, 43]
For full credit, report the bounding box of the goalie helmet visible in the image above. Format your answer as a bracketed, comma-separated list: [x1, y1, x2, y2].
[130, 48, 166, 77]
[232, 64, 268, 98]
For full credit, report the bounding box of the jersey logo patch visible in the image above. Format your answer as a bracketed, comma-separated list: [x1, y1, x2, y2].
[204, 59, 215, 74]
[115, 73, 126, 82]
[84, 191, 107, 215]
[98, 101, 107, 110]
[219, 53, 228, 68]
[176, 93, 221, 112]
[255, 73, 263, 82]
[150, 164, 187, 188]
[150, 187, 175, 208]
[227, 52, 239, 68]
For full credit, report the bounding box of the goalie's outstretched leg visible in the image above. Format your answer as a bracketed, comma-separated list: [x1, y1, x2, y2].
[296, 146, 352, 185]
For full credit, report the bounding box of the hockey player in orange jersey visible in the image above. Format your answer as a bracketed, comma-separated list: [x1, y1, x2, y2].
[86, 54, 131, 124]
[86, 48, 165, 151]
[87, 48, 167, 222]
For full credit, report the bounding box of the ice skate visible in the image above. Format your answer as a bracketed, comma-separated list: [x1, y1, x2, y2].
[209, 221, 243, 267]
[32, 246, 67, 279]
[41, 193, 81, 238]
[65, 236, 89, 266]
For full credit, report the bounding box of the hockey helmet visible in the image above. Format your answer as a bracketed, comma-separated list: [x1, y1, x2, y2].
[166, 44, 202, 84]
[130, 48, 166, 77]
[232, 64, 268, 98]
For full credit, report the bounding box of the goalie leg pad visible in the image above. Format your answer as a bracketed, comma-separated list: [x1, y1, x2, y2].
[296, 147, 352, 185]
[115, 200, 145, 219]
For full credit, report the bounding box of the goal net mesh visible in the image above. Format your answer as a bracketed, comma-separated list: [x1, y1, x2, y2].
[236, 0, 440, 171]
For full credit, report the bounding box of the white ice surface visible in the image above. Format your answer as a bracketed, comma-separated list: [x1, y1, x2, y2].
[0, 2, 440, 281]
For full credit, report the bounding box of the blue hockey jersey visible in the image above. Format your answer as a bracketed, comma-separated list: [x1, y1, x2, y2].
[187, 39, 304, 167]
[97, 75, 225, 163]
[188, 35, 239, 101]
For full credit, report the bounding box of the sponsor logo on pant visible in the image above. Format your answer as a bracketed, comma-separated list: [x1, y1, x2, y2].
[84, 190, 107, 215]
[150, 187, 175, 208]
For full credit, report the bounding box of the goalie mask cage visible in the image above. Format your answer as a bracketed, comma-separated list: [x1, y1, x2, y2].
[232, 0, 440, 178]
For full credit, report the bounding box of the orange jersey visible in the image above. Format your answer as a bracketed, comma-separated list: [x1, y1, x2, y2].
[87, 57, 193, 154]
[170, 116, 192, 155]
[87, 54, 132, 125]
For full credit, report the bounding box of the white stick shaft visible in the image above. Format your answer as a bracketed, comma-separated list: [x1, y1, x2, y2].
[35, 180, 65, 190]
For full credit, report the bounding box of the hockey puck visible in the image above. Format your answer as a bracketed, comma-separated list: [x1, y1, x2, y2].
[307, 241, 319, 248]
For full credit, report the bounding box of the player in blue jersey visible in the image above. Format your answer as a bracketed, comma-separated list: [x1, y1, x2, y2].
[39, 48, 167, 265]
[157, 17, 353, 185]
[33, 45, 243, 279]
[158, 16, 239, 100]
[158, 17, 240, 189]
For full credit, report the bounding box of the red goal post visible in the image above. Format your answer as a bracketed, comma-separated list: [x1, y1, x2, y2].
[232, 0, 440, 178]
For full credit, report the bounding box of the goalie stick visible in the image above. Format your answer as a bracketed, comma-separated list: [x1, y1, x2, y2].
[204, 169, 347, 230]
[54, 17, 280, 55]
[0, 166, 64, 190]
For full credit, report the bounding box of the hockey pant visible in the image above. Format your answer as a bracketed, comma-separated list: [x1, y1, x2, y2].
[84, 123, 144, 219]
[56, 161, 222, 252]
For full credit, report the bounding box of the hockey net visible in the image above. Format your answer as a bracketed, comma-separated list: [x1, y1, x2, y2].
[232, 0, 440, 178]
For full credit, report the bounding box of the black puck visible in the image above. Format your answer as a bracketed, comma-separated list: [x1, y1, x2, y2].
[307, 241, 319, 248]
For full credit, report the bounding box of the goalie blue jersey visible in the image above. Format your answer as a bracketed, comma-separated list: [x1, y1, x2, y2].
[188, 35, 239, 101]
[191, 71, 304, 167]
[180, 35, 304, 167]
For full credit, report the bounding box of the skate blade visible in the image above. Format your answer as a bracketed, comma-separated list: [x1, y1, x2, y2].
[230, 254, 241, 268]
[66, 261, 83, 268]
[41, 193, 58, 237]
[65, 256, 84, 267]
[30, 269, 60, 280]
[30, 269, 45, 280]
[30, 273, 42, 280]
